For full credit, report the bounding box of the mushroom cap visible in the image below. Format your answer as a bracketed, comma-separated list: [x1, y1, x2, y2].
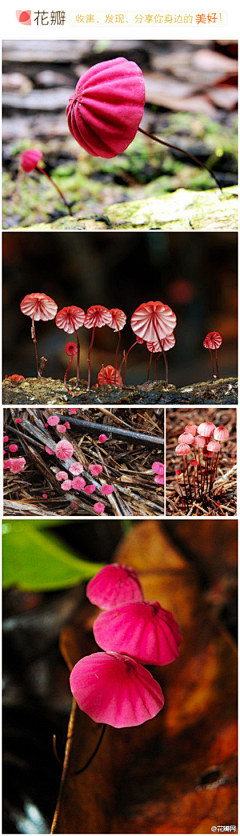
[20, 149, 43, 172]
[109, 308, 127, 332]
[89, 464, 103, 476]
[146, 333, 176, 353]
[93, 600, 182, 666]
[178, 432, 194, 444]
[98, 365, 123, 387]
[185, 424, 198, 436]
[192, 435, 207, 449]
[207, 440, 221, 452]
[65, 342, 78, 357]
[8, 457, 26, 473]
[131, 301, 177, 343]
[198, 422, 216, 437]
[56, 306, 85, 334]
[87, 563, 143, 610]
[55, 439, 74, 461]
[66, 57, 145, 159]
[20, 292, 58, 322]
[175, 443, 191, 455]
[213, 426, 229, 441]
[152, 461, 164, 475]
[72, 476, 86, 490]
[69, 462, 84, 475]
[84, 305, 112, 329]
[203, 331, 222, 350]
[94, 502, 105, 514]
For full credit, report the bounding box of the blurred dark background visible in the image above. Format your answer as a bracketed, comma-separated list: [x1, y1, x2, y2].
[3, 231, 237, 386]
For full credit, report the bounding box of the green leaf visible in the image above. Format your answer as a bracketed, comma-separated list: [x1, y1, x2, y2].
[2, 521, 103, 591]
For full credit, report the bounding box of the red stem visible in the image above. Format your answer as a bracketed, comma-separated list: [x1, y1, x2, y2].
[215, 349, 220, 379]
[209, 348, 216, 379]
[147, 352, 153, 381]
[36, 165, 73, 216]
[119, 340, 138, 383]
[154, 354, 160, 381]
[115, 328, 121, 383]
[31, 317, 41, 378]
[87, 325, 96, 389]
[138, 127, 222, 192]
[64, 355, 73, 388]
[153, 322, 169, 384]
[74, 331, 80, 388]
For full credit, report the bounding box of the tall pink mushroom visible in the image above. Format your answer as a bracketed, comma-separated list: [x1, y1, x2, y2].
[55, 305, 85, 388]
[131, 301, 176, 384]
[146, 333, 176, 383]
[108, 308, 127, 380]
[203, 331, 222, 379]
[84, 305, 112, 389]
[20, 292, 58, 377]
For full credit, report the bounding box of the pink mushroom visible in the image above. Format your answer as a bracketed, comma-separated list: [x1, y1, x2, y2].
[55, 306, 85, 388]
[70, 651, 164, 728]
[198, 422, 216, 438]
[185, 424, 198, 436]
[98, 365, 123, 387]
[108, 308, 127, 380]
[213, 426, 229, 442]
[55, 439, 73, 461]
[178, 432, 194, 444]
[131, 302, 176, 383]
[93, 600, 182, 666]
[64, 342, 78, 388]
[203, 331, 222, 379]
[66, 58, 145, 158]
[8, 457, 26, 474]
[20, 292, 58, 377]
[146, 333, 175, 382]
[86, 563, 143, 610]
[20, 148, 72, 216]
[84, 305, 112, 389]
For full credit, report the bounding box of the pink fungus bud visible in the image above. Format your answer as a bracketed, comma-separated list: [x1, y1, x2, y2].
[56, 471, 68, 481]
[9, 444, 18, 452]
[154, 474, 164, 485]
[45, 445, 54, 455]
[8, 457, 26, 474]
[152, 461, 164, 475]
[178, 433, 194, 444]
[20, 148, 43, 172]
[175, 469, 182, 477]
[84, 485, 95, 495]
[86, 563, 143, 610]
[190, 459, 198, 467]
[3, 436, 8, 442]
[42, 493, 48, 499]
[100, 484, 114, 495]
[185, 424, 198, 436]
[65, 342, 78, 357]
[61, 479, 73, 491]
[72, 476, 86, 490]
[198, 422, 216, 437]
[69, 462, 83, 475]
[93, 600, 182, 666]
[3, 463, 9, 470]
[175, 443, 191, 455]
[55, 439, 73, 461]
[64, 422, 71, 430]
[213, 426, 229, 442]
[192, 436, 206, 449]
[207, 440, 221, 453]
[98, 365, 123, 387]
[203, 331, 222, 350]
[67, 57, 145, 159]
[57, 425, 67, 434]
[15, 418, 22, 424]
[98, 434, 107, 443]
[89, 464, 103, 476]
[94, 502, 105, 515]
[47, 416, 60, 427]
[70, 651, 164, 728]
[69, 408, 79, 414]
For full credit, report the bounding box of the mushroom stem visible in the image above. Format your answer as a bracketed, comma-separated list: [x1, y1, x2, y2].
[31, 318, 41, 378]
[87, 325, 96, 389]
[36, 165, 73, 216]
[138, 127, 222, 192]
[154, 355, 159, 381]
[64, 355, 74, 388]
[119, 341, 138, 382]
[115, 328, 121, 383]
[215, 349, 220, 379]
[147, 352, 153, 381]
[153, 323, 169, 384]
[74, 724, 107, 775]
[209, 347, 216, 380]
[74, 330, 80, 388]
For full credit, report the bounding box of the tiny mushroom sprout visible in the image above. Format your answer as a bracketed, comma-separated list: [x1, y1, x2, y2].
[108, 308, 127, 380]
[84, 305, 112, 389]
[98, 365, 123, 387]
[203, 331, 222, 380]
[70, 651, 164, 728]
[86, 563, 143, 610]
[131, 302, 176, 384]
[93, 600, 182, 666]
[20, 148, 72, 216]
[64, 342, 78, 388]
[56, 306, 85, 388]
[66, 57, 145, 158]
[20, 292, 58, 378]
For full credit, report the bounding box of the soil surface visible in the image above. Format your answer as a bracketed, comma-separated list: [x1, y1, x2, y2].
[2, 376, 238, 405]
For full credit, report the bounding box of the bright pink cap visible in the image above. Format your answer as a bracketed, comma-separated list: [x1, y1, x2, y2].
[84, 484, 95, 495]
[64, 422, 71, 430]
[213, 426, 229, 441]
[146, 333, 175, 353]
[69, 408, 79, 414]
[8, 457, 26, 473]
[175, 443, 191, 455]
[9, 444, 18, 453]
[131, 301, 176, 343]
[70, 651, 164, 727]
[67, 57, 145, 159]
[56, 306, 85, 334]
[84, 305, 112, 329]
[207, 440, 221, 452]
[47, 415, 60, 427]
[154, 474, 164, 485]
[61, 479, 73, 491]
[203, 331, 222, 350]
[3, 436, 8, 442]
[87, 563, 143, 610]
[198, 422, 215, 437]
[99, 434, 107, 443]
[185, 424, 198, 436]
[89, 463, 103, 476]
[42, 493, 48, 499]
[94, 502, 105, 514]
[108, 308, 127, 332]
[20, 292, 58, 322]
[98, 365, 123, 387]
[57, 425, 66, 434]
[93, 600, 182, 666]
[56, 471, 68, 481]
[100, 484, 114, 495]
[15, 418, 22, 423]
[72, 476, 86, 490]
[69, 462, 84, 475]
[152, 461, 164, 475]
[55, 439, 73, 461]
[45, 445, 54, 455]
[192, 435, 206, 449]
[20, 148, 43, 172]
[178, 433, 194, 444]
[65, 342, 78, 357]
[190, 459, 198, 467]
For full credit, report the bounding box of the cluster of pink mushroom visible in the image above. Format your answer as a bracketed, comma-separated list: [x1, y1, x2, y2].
[70, 563, 182, 732]
[45, 422, 112, 515]
[174, 420, 229, 508]
[152, 460, 165, 485]
[3, 426, 26, 474]
[19, 293, 178, 389]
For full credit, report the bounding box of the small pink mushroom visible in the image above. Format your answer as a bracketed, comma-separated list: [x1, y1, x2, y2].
[69, 462, 84, 475]
[20, 149, 72, 216]
[178, 433, 194, 444]
[203, 331, 222, 379]
[55, 439, 74, 461]
[89, 464, 103, 476]
[72, 476, 86, 490]
[84, 305, 112, 389]
[56, 306, 85, 388]
[213, 427, 229, 442]
[47, 416, 60, 427]
[131, 301, 176, 384]
[20, 292, 58, 378]
[94, 502, 105, 515]
[86, 563, 143, 610]
[64, 342, 78, 388]
[100, 484, 114, 495]
[93, 600, 182, 666]
[198, 422, 216, 438]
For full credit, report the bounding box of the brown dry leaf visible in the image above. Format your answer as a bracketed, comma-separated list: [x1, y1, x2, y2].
[51, 521, 237, 834]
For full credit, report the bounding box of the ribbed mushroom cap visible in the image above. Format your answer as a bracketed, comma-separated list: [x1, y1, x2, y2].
[146, 333, 176, 353]
[178, 432, 194, 444]
[98, 365, 123, 386]
[65, 342, 78, 356]
[55, 440, 74, 461]
[20, 149, 43, 172]
[93, 600, 182, 666]
[192, 435, 207, 449]
[84, 305, 112, 329]
[70, 651, 164, 728]
[56, 306, 85, 334]
[198, 422, 216, 437]
[207, 440, 221, 452]
[87, 563, 143, 610]
[203, 331, 222, 350]
[20, 293, 58, 321]
[67, 57, 145, 159]
[109, 308, 127, 332]
[213, 426, 229, 441]
[131, 302, 176, 343]
[175, 443, 191, 455]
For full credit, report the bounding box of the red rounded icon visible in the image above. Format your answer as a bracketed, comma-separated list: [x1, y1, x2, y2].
[16, 10, 31, 24]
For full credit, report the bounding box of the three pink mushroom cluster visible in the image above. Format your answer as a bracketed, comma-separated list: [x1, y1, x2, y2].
[175, 420, 229, 505]
[70, 563, 182, 729]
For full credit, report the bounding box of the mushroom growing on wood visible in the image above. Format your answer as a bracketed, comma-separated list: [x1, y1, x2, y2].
[20, 292, 58, 377]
